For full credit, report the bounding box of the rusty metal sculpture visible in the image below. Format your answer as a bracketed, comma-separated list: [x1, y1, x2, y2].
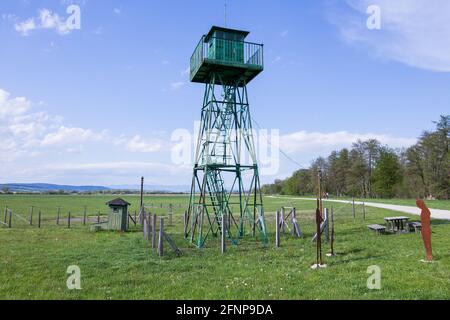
[315, 199, 323, 264]
[416, 199, 433, 262]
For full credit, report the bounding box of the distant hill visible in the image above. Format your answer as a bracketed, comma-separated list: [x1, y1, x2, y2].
[108, 184, 191, 193]
[0, 183, 191, 193]
[0, 183, 111, 193]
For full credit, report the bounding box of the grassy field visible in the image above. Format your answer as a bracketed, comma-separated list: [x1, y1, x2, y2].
[0, 194, 449, 300]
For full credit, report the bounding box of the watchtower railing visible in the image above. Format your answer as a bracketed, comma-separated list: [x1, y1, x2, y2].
[190, 36, 264, 80]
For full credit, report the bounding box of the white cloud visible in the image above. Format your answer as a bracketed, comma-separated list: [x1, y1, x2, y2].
[14, 18, 36, 36]
[113, 8, 122, 15]
[0, 89, 32, 118]
[280, 30, 289, 38]
[181, 67, 190, 76]
[41, 126, 105, 146]
[332, 0, 450, 72]
[272, 56, 281, 64]
[280, 130, 416, 154]
[123, 135, 163, 153]
[170, 82, 185, 91]
[13, 8, 74, 36]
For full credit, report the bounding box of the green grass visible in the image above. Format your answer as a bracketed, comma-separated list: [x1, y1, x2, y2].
[1, 194, 450, 300]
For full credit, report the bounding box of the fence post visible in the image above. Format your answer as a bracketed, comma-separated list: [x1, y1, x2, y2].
[352, 197, 356, 219]
[56, 207, 61, 225]
[8, 209, 12, 228]
[29, 206, 34, 226]
[363, 202, 366, 221]
[158, 218, 164, 257]
[38, 211, 42, 229]
[83, 206, 87, 225]
[152, 214, 157, 249]
[97, 211, 100, 224]
[4, 206, 8, 224]
[221, 214, 226, 254]
[276, 211, 280, 248]
[281, 207, 285, 233]
[134, 210, 137, 226]
[183, 211, 188, 238]
[143, 218, 148, 240]
[68, 212, 71, 229]
[330, 207, 335, 256]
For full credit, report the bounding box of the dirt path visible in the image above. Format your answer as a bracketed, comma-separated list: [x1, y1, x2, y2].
[268, 196, 450, 220]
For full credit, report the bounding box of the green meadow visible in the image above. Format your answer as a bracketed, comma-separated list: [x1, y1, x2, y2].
[0, 195, 449, 300]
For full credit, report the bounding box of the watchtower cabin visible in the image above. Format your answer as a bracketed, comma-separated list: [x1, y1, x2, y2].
[106, 198, 130, 231]
[190, 26, 264, 86]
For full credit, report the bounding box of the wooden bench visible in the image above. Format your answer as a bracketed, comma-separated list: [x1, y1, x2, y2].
[408, 222, 422, 234]
[367, 224, 386, 235]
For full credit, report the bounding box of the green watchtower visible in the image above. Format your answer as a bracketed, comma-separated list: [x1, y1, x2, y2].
[187, 26, 268, 248]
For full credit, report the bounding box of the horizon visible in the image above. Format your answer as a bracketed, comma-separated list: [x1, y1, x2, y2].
[1, 0, 449, 186]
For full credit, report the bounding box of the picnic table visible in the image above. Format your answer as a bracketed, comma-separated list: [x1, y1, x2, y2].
[384, 216, 410, 233]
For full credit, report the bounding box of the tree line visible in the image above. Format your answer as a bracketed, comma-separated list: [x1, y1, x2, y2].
[262, 115, 450, 200]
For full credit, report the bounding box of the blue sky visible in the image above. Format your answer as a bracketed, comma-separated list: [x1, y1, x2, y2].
[0, 0, 449, 187]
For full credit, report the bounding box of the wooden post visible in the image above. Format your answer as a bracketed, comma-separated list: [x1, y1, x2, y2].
[29, 206, 34, 226]
[276, 211, 280, 248]
[221, 214, 226, 254]
[38, 211, 41, 229]
[83, 206, 87, 225]
[4, 206, 8, 224]
[8, 209, 12, 228]
[56, 207, 61, 225]
[152, 214, 157, 249]
[97, 211, 100, 223]
[169, 212, 173, 227]
[352, 197, 356, 219]
[363, 202, 366, 220]
[143, 218, 148, 240]
[68, 212, 71, 229]
[158, 217, 164, 257]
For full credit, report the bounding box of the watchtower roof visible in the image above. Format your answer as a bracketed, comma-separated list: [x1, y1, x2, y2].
[205, 26, 249, 41]
[106, 198, 131, 207]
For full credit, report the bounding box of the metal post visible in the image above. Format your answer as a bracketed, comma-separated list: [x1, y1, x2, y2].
[221, 214, 226, 254]
[8, 210, 12, 228]
[38, 211, 41, 229]
[83, 206, 87, 225]
[158, 218, 164, 257]
[68, 212, 71, 229]
[276, 211, 280, 248]
[331, 207, 335, 256]
[281, 207, 285, 233]
[183, 211, 188, 238]
[140, 177, 144, 213]
[152, 214, 157, 249]
[324, 208, 330, 242]
[134, 210, 137, 226]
